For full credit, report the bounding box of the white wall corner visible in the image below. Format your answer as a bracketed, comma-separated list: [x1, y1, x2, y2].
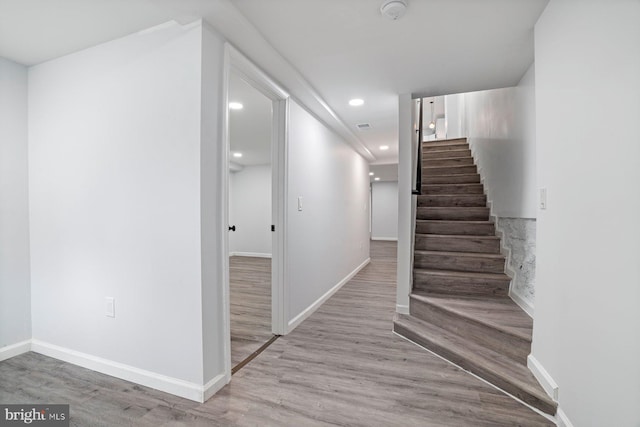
[510, 289, 534, 317]
[287, 257, 370, 333]
[396, 304, 410, 315]
[556, 408, 575, 427]
[0, 340, 31, 363]
[202, 372, 230, 402]
[527, 354, 559, 401]
[30, 340, 214, 402]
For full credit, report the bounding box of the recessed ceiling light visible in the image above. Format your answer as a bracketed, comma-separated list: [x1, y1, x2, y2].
[369, 172, 375, 176]
[349, 98, 364, 106]
[233, 152, 243, 158]
[380, 145, 389, 150]
[374, 177, 381, 181]
[229, 102, 243, 110]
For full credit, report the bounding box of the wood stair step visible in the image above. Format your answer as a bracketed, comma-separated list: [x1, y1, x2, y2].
[418, 194, 486, 207]
[393, 313, 557, 415]
[416, 207, 490, 221]
[414, 250, 505, 274]
[422, 174, 480, 184]
[422, 183, 484, 195]
[423, 165, 477, 176]
[423, 138, 468, 148]
[409, 293, 531, 364]
[423, 149, 471, 159]
[413, 268, 510, 297]
[423, 157, 474, 167]
[415, 234, 501, 253]
[416, 220, 495, 236]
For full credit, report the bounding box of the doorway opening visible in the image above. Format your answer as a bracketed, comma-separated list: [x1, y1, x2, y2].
[228, 71, 276, 369]
[222, 45, 289, 377]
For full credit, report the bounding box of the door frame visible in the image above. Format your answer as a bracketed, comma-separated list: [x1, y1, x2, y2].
[221, 43, 289, 377]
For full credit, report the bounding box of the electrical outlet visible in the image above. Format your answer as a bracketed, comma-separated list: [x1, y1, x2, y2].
[105, 297, 115, 318]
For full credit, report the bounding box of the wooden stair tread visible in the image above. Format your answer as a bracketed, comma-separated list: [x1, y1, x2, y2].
[420, 234, 500, 241]
[411, 293, 532, 341]
[394, 314, 557, 414]
[414, 249, 504, 259]
[416, 220, 494, 225]
[423, 164, 475, 170]
[413, 268, 510, 281]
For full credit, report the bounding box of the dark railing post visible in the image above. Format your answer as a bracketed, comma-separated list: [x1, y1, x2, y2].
[412, 99, 423, 195]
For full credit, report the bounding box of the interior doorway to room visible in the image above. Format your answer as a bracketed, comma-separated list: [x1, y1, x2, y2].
[227, 71, 276, 370]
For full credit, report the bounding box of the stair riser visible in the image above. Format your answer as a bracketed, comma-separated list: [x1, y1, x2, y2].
[416, 222, 495, 236]
[423, 149, 471, 160]
[393, 321, 556, 415]
[416, 208, 490, 221]
[415, 235, 500, 253]
[418, 195, 486, 207]
[422, 174, 480, 184]
[414, 253, 505, 274]
[423, 157, 474, 167]
[409, 297, 529, 364]
[423, 165, 477, 176]
[422, 184, 484, 194]
[413, 271, 509, 297]
[423, 142, 468, 151]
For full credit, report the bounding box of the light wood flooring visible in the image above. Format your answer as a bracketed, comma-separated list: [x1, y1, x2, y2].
[0, 241, 553, 426]
[230, 255, 273, 368]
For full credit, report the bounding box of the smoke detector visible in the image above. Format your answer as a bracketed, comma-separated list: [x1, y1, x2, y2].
[380, 0, 408, 20]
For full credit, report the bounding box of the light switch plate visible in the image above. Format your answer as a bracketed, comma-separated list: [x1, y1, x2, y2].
[105, 297, 115, 318]
[298, 196, 303, 211]
[539, 188, 547, 210]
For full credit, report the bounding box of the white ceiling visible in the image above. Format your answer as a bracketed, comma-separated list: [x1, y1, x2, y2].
[229, 72, 272, 166]
[0, 0, 548, 166]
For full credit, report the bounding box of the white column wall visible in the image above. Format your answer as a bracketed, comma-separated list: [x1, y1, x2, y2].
[0, 58, 31, 351]
[532, 1, 640, 426]
[28, 22, 207, 385]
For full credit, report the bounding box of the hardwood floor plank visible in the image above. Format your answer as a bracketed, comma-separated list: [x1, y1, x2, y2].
[0, 241, 552, 426]
[229, 256, 274, 367]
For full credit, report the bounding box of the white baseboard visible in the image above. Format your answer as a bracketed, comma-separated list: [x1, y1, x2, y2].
[0, 339, 31, 362]
[229, 251, 272, 258]
[30, 339, 224, 403]
[510, 289, 534, 318]
[556, 408, 574, 427]
[396, 304, 410, 315]
[371, 237, 398, 241]
[527, 354, 559, 401]
[287, 257, 371, 333]
[203, 372, 230, 402]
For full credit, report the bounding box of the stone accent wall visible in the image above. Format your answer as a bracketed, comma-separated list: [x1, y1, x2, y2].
[498, 218, 536, 307]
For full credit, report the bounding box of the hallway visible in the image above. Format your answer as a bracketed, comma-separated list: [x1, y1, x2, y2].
[0, 241, 552, 426]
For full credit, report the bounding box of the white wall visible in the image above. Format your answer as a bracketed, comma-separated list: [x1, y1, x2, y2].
[371, 181, 398, 240]
[0, 58, 31, 350]
[396, 94, 415, 315]
[229, 165, 272, 256]
[532, 1, 640, 426]
[199, 22, 227, 389]
[287, 100, 370, 326]
[451, 62, 537, 219]
[28, 21, 213, 389]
